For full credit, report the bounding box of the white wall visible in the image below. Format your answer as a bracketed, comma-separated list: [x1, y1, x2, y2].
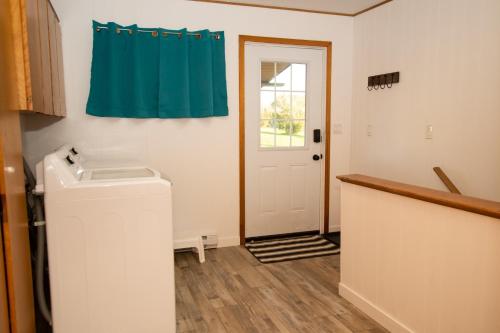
[351, 0, 500, 201]
[21, 0, 354, 245]
[340, 182, 500, 332]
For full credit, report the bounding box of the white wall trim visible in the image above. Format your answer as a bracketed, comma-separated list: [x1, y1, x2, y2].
[339, 283, 414, 333]
[217, 236, 240, 247]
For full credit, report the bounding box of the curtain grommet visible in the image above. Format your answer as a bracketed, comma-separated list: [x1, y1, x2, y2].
[162, 32, 168, 38]
[128, 29, 133, 35]
[116, 28, 121, 34]
[151, 31, 158, 37]
[96, 27, 101, 32]
[215, 34, 220, 40]
[195, 34, 201, 40]
[178, 33, 182, 39]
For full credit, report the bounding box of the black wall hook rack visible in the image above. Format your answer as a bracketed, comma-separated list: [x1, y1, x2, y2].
[367, 72, 399, 90]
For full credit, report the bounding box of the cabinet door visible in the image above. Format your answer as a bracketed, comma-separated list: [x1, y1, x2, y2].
[18, 0, 65, 116]
[47, 4, 65, 116]
[25, 0, 53, 114]
[9, 0, 30, 110]
[47, 5, 60, 116]
[37, 0, 54, 115]
[55, 16, 66, 116]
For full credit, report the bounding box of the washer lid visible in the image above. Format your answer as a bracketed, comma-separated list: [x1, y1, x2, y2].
[84, 167, 157, 181]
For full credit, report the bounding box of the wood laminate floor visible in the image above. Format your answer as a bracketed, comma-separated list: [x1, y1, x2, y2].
[175, 246, 388, 333]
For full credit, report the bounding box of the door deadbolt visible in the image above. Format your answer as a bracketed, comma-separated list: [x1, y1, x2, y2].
[313, 129, 321, 143]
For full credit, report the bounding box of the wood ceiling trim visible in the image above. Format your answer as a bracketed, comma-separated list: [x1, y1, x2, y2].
[190, 0, 392, 17]
[353, 0, 392, 16]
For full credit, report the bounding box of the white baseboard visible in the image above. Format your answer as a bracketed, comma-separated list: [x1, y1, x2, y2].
[173, 238, 199, 249]
[217, 236, 240, 248]
[339, 283, 414, 333]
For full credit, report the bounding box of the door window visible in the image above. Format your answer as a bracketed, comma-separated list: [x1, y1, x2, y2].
[260, 62, 306, 148]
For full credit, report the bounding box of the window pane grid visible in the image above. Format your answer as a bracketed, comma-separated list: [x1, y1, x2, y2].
[260, 61, 306, 148]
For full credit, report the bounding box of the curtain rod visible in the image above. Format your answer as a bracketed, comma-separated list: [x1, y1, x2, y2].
[95, 26, 221, 39]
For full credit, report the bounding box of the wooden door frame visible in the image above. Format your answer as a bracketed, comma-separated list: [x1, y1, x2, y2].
[239, 35, 332, 245]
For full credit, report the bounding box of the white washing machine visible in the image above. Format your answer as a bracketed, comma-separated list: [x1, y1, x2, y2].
[39, 146, 175, 333]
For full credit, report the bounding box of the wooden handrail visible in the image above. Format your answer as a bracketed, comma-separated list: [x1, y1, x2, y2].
[337, 174, 500, 220]
[433, 167, 461, 194]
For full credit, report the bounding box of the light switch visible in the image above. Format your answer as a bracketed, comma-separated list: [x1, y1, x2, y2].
[425, 125, 433, 139]
[333, 123, 343, 134]
[367, 125, 373, 136]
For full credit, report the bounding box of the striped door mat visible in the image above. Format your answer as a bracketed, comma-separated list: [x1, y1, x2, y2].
[246, 234, 340, 264]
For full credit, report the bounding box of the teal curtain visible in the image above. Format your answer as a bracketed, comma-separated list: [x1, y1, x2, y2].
[86, 21, 228, 118]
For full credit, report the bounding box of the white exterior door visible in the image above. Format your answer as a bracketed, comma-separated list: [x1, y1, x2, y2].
[245, 42, 326, 238]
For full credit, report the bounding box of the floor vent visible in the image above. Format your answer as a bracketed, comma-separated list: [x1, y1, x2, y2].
[202, 234, 218, 249]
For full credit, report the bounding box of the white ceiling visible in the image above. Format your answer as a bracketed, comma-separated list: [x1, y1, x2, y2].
[194, 0, 390, 16]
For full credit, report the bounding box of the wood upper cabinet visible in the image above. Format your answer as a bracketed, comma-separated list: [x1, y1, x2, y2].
[13, 0, 66, 116]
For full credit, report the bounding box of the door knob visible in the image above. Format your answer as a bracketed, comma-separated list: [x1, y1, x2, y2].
[312, 154, 323, 161]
